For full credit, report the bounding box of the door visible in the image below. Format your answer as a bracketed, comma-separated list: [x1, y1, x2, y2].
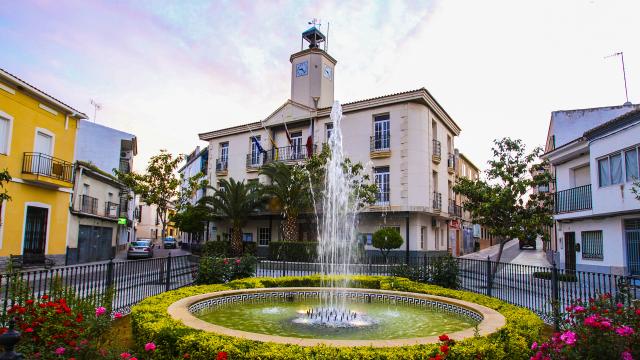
[290, 132, 303, 159]
[373, 116, 390, 150]
[565, 232, 576, 271]
[78, 225, 113, 263]
[625, 219, 640, 275]
[33, 131, 53, 174]
[23, 206, 48, 257]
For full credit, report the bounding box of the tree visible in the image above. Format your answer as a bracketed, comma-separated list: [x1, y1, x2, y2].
[116, 150, 183, 240]
[453, 138, 553, 279]
[372, 227, 403, 263]
[259, 162, 312, 242]
[632, 179, 640, 200]
[0, 169, 10, 203]
[202, 178, 262, 256]
[172, 172, 210, 242]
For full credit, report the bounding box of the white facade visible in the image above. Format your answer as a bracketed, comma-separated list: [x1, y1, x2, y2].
[177, 146, 209, 244]
[544, 108, 640, 274]
[198, 28, 463, 259]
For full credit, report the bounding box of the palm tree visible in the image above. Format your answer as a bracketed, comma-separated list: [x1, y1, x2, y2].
[259, 162, 312, 242]
[203, 178, 262, 256]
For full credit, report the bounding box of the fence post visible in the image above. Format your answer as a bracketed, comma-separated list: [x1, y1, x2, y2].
[165, 252, 172, 292]
[485, 256, 492, 297]
[282, 260, 287, 277]
[551, 258, 560, 331]
[106, 258, 114, 289]
[0, 319, 23, 360]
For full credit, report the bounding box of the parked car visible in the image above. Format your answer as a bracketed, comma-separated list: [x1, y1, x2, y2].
[127, 240, 154, 259]
[519, 233, 537, 250]
[163, 237, 177, 249]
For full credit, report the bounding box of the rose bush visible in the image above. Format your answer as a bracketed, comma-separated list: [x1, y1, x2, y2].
[531, 293, 640, 360]
[195, 255, 256, 284]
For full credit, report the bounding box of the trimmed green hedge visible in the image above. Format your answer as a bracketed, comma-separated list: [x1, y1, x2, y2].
[268, 241, 317, 261]
[131, 276, 544, 359]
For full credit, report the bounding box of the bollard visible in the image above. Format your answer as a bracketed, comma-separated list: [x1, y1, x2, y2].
[0, 320, 23, 360]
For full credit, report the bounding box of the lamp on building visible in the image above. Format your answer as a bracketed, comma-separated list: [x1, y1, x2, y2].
[312, 96, 320, 108]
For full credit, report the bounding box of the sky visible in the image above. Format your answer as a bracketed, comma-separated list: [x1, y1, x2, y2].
[1, 0, 638, 172]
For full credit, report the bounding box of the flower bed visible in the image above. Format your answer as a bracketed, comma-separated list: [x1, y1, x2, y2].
[131, 275, 544, 359]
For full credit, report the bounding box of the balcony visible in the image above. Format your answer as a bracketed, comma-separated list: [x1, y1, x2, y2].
[245, 153, 266, 171]
[554, 184, 592, 214]
[265, 145, 316, 163]
[447, 153, 455, 174]
[448, 199, 462, 218]
[433, 191, 442, 213]
[369, 135, 391, 158]
[215, 159, 228, 176]
[374, 190, 390, 207]
[432, 140, 441, 164]
[105, 201, 120, 219]
[79, 195, 98, 215]
[119, 159, 131, 174]
[22, 152, 73, 188]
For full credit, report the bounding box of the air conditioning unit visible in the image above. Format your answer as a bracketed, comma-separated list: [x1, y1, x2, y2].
[120, 151, 132, 160]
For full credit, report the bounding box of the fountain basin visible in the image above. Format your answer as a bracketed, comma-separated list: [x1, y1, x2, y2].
[168, 287, 505, 347]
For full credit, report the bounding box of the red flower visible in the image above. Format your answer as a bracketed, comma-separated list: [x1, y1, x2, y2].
[439, 334, 450, 342]
[41, 295, 49, 300]
[24, 328, 33, 333]
[26, 299, 34, 305]
[217, 352, 228, 360]
[440, 344, 449, 354]
[183, 354, 191, 359]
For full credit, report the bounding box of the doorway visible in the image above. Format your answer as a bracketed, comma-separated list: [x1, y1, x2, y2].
[23, 206, 49, 258]
[564, 232, 576, 271]
[625, 219, 640, 275]
[78, 225, 113, 263]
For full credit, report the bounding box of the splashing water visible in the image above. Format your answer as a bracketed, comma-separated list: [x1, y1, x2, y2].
[316, 101, 363, 316]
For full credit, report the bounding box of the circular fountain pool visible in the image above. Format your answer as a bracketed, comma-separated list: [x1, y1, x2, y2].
[168, 287, 506, 347]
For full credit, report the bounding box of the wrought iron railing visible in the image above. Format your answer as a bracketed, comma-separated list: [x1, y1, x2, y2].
[119, 159, 131, 174]
[374, 190, 390, 206]
[447, 153, 455, 170]
[433, 140, 441, 158]
[79, 195, 98, 215]
[105, 201, 120, 218]
[22, 152, 73, 183]
[448, 199, 462, 217]
[370, 135, 390, 152]
[433, 191, 442, 210]
[554, 184, 592, 213]
[264, 145, 316, 163]
[216, 159, 228, 172]
[245, 153, 265, 169]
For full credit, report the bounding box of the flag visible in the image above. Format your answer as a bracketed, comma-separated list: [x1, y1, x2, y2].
[252, 136, 266, 154]
[306, 120, 313, 158]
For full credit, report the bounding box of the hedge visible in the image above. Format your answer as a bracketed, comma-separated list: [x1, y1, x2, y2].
[131, 276, 544, 359]
[200, 241, 257, 257]
[268, 241, 317, 261]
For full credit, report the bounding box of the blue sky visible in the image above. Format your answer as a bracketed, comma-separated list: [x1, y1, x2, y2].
[1, 0, 638, 170]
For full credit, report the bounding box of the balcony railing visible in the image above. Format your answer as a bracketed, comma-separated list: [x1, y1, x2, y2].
[554, 184, 592, 214]
[448, 199, 462, 217]
[433, 140, 441, 160]
[80, 195, 98, 215]
[246, 153, 266, 169]
[370, 135, 391, 152]
[375, 190, 390, 206]
[265, 145, 316, 163]
[22, 152, 73, 183]
[433, 191, 442, 211]
[119, 159, 131, 174]
[105, 201, 120, 218]
[215, 159, 228, 173]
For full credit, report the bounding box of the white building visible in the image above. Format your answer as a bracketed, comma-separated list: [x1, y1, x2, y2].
[543, 107, 640, 275]
[198, 27, 462, 259]
[177, 146, 209, 245]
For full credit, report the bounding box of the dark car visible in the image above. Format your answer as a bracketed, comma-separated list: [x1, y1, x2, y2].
[163, 237, 177, 249]
[519, 233, 537, 250]
[127, 240, 154, 259]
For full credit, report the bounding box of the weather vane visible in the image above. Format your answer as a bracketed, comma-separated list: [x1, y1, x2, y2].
[308, 18, 321, 28]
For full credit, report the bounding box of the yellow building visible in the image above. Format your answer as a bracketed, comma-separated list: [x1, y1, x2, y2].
[0, 69, 87, 267]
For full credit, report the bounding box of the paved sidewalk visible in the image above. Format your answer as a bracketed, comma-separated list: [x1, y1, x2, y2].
[509, 238, 551, 267]
[461, 238, 551, 267]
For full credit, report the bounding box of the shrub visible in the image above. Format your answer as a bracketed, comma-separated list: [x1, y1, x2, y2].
[201, 241, 257, 257]
[372, 228, 403, 262]
[195, 256, 257, 284]
[532, 293, 640, 359]
[131, 275, 544, 359]
[532, 271, 577, 282]
[429, 254, 460, 289]
[268, 241, 317, 262]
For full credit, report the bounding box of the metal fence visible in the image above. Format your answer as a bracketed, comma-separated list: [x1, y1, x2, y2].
[0, 254, 197, 323]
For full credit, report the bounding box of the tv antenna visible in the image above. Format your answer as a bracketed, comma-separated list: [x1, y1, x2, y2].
[308, 18, 321, 28]
[90, 99, 102, 122]
[605, 52, 631, 105]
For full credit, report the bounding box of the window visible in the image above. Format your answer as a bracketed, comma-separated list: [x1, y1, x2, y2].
[326, 123, 333, 141]
[598, 158, 610, 187]
[219, 142, 229, 163]
[610, 153, 623, 185]
[250, 135, 262, 165]
[374, 166, 390, 205]
[258, 228, 271, 246]
[373, 114, 390, 150]
[581, 231, 603, 260]
[625, 149, 639, 182]
[421, 226, 426, 249]
[242, 233, 253, 242]
[0, 114, 10, 155]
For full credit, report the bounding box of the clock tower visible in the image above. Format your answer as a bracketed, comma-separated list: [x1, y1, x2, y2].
[290, 26, 336, 109]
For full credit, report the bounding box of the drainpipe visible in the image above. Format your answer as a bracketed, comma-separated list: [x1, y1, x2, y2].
[405, 215, 410, 264]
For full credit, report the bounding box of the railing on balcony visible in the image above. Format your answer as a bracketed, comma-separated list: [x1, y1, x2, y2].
[433, 140, 441, 158]
[105, 201, 120, 218]
[80, 195, 98, 215]
[448, 199, 462, 217]
[119, 198, 129, 217]
[265, 145, 316, 163]
[433, 191, 442, 210]
[215, 159, 228, 173]
[119, 159, 131, 174]
[22, 152, 73, 183]
[375, 190, 390, 206]
[370, 135, 391, 152]
[447, 153, 455, 171]
[246, 153, 266, 169]
[555, 184, 592, 214]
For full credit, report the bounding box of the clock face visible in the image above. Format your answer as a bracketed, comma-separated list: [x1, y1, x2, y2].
[323, 65, 333, 80]
[296, 61, 308, 77]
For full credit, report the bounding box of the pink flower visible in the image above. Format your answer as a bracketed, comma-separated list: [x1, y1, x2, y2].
[622, 351, 633, 360]
[54, 347, 65, 355]
[617, 303, 624, 308]
[573, 306, 585, 313]
[120, 353, 131, 359]
[531, 341, 538, 350]
[235, 259, 241, 265]
[584, 315, 598, 327]
[616, 326, 635, 337]
[95, 306, 106, 317]
[114, 312, 123, 319]
[600, 320, 612, 329]
[145, 342, 156, 352]
[223, 259, 229, 265]
[131, 358, 138, 360]
[559, 331, 577, 345]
